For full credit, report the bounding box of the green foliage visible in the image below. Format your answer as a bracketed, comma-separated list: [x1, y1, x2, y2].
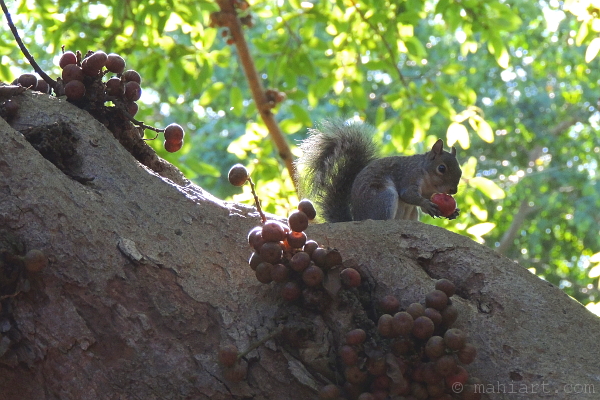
[2, 0, 600, 310]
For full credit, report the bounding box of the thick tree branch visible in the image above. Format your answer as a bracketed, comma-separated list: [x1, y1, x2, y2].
[215, 0, 298, 192]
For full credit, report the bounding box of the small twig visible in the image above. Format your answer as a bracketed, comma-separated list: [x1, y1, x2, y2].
[237, 324, 284, 360]
[347, 0, 407, 87]
[248, 177, 267, 224]
[124, 114, 161, 133]
[0, 288, 22, 301]
[0, 0, 57, 90]
[112, 99, 163, 133]
[142, 132, 160, 141]
[0, 275, 26, 300]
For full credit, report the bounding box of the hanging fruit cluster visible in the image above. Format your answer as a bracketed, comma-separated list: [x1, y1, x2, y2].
[10, 49, 184, 153]
[228, 165, 361, 307]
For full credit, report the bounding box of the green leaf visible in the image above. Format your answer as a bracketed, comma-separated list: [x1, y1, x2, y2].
[461, 156, 478, 179]
[562, 89, 582, 104]
[585, 37, 600, 63]
[492, 3, 522, 31]
[187, 160, 221, 178]
[576, 21, 589, 46]
[589, 264, 600, 279]
[288, 0, 302, 9]
[460, 40, 478, 56]
[477, 118, 494, 143]
[390, 120, 411, 151]
[470, 116, 494, 143]
[168, 61, 186, 93]
[350, 82, 367, 110]
[466, 222, 496, 237]
[487, 35, 510, 68]
[375, 106, 386, 127]
[290, 104, 312, 126]
[308, 76, 334, 106]
[430, 91, 455, 117]
[416, 105, 438, 122]
[289, 51, 315, 78]
[195, 59, 213, 93]
[0, 63, 11, 82]
[446, 122, 470, 149]
[199, 81, 225, 106]
[469, 177, 505, 199]
[227, 125, 266, 158]
[230, 86, 243, 117]
[441, 63, 464, 74]
[435, 0, 450, 14]
[470, 203, 488, 221]
[405, 37, 427, 58]
[280, 119, 304, 134]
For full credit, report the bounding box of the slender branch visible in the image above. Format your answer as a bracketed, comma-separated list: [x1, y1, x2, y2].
[271, 4, 301, 85]
[347, 0, 407, 86]
[0, 0, 57, 90]
[0, 288, 23, 300]
[548, 115, 586, 136]
[110, 98, 164, 134]
[215, 0, 298, 193]
[496, 201, 539, 255]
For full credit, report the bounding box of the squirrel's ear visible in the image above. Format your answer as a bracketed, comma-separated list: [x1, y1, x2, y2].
[451, 146, 457, 156]
[430, 139, 444, 157]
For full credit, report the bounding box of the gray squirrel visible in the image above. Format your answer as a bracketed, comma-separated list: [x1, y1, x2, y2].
[295, 119, 462, 222]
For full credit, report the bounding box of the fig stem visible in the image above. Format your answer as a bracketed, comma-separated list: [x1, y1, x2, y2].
[112, 99, 163, 135]
[247, 177, 267, 224]
[0, 0, 57, 90]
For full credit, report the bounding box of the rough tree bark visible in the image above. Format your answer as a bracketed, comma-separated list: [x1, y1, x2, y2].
[0, 91, 599, 400]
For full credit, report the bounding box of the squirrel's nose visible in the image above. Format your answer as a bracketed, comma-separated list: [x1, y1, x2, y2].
[447, 187, 457, 195]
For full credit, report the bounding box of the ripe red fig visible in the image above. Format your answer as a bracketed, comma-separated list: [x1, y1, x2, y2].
[430, 193, 457, 217]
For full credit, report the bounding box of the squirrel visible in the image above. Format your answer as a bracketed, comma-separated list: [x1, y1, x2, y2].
[295, 119, 462, 222]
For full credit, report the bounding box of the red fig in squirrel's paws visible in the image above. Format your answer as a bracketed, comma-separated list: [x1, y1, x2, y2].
[430, 193, 458, 218]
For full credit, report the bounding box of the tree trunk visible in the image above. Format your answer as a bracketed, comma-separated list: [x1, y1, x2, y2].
[0, 91, 598, 400]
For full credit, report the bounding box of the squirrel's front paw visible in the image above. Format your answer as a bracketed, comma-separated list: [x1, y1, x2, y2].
[447, 208, 460, 220]
[420, 200, 441, 218]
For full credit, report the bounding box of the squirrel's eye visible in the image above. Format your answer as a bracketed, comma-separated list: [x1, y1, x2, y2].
[438, 164, 447, 173]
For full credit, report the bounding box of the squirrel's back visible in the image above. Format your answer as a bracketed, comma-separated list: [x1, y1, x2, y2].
[295, 120, 378, 222]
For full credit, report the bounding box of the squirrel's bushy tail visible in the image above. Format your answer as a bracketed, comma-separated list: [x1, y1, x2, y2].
[295, 120, 378, 222]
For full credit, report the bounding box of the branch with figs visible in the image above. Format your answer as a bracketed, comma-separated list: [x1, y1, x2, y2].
[212, 0, 298, 192]
[0, 0, 185, 155]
